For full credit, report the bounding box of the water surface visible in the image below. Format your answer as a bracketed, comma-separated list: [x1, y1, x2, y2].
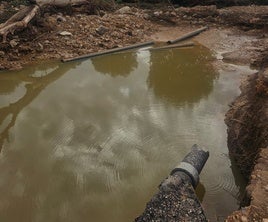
[0, 45, 247, 221]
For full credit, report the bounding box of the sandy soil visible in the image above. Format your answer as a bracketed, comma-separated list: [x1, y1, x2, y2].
[0, 3, 268, 221]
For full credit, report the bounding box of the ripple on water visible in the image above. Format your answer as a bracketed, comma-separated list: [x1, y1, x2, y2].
[205, 171, 239, 201]
[0, 47, 248, 222]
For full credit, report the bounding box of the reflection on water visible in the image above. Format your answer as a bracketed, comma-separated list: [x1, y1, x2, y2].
[0, 47, 247, 222]
[92, 52, 137, 77]
[0, 62, 79, 150]
[148, 45, 217, 105]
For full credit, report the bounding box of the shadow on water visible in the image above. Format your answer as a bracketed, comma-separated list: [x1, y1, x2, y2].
[91, 52, 138, 77]
[229, 155, 247, 205]
[147, 45, 218, 106]
[0, 77, 21, 94]
[196, 182, 206, 202]
[0, 62, 79, 151]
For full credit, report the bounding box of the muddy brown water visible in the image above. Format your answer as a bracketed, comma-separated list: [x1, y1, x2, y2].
[0, 45, 251, 221]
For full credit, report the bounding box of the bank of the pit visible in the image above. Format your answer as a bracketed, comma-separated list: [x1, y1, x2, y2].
[225, 68, 268, 221]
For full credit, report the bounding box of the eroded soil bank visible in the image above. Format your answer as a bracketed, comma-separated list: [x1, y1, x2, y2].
[0, 2, 268, 221]
[225, 68, 268, 221]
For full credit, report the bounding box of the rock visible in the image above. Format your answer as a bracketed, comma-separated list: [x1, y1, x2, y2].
[18, 45, 32, 53]
[99, 10, 105, 17]
[59, 31, 72, 36]
[153, 11, 161, 16]
[241, 216, 248, 222]
[96, 26, 109, 35]
[0, 51, 5, 56]
[111, 31, 119, 37]
[126, 31, 132, 36]
[56, 15, 66, 23]
[117, 6, 131, 14]
[170, 12, 177, 17]
[37, 43, 43, 52]
[9, 39, 18, 48]
[76, 14, 83, 19]
[143, 13, 150, 20]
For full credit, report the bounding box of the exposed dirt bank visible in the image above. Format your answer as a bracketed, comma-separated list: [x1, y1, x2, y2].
[226, 69, 268, 179]
[226, 149, 268, 221]
[1, 2, 268, 221]
[225, 68, 268, 221]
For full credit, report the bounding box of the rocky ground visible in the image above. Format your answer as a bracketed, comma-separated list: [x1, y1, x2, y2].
[0, 3, 267, 70]
[0, 2, 268, 221]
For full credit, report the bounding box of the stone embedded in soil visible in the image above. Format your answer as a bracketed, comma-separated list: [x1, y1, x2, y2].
[59, 31, 73, 36]
[9, 39, 18, 48]
[56, 15, 66, 23]
[96, 26, 109, 35]
[117, 6, 132, 14]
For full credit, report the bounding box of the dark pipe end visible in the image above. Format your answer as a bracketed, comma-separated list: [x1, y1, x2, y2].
[185, 144, 209, 174]
[170, 145, 209, 187]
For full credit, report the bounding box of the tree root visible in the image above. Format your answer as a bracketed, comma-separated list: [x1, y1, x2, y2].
[0, 5, 40, 42]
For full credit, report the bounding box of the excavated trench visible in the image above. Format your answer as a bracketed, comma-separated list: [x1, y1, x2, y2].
[0, 1, 268, 221]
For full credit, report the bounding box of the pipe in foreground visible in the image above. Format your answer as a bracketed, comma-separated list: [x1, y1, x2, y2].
[167, 26, 208, 45]
[135, 144, 209, 222]
[62, 41, 155, 62]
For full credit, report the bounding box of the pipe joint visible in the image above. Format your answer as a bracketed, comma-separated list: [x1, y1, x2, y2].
[170, 144, 209, 188]
[171, 162, 200, 187]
